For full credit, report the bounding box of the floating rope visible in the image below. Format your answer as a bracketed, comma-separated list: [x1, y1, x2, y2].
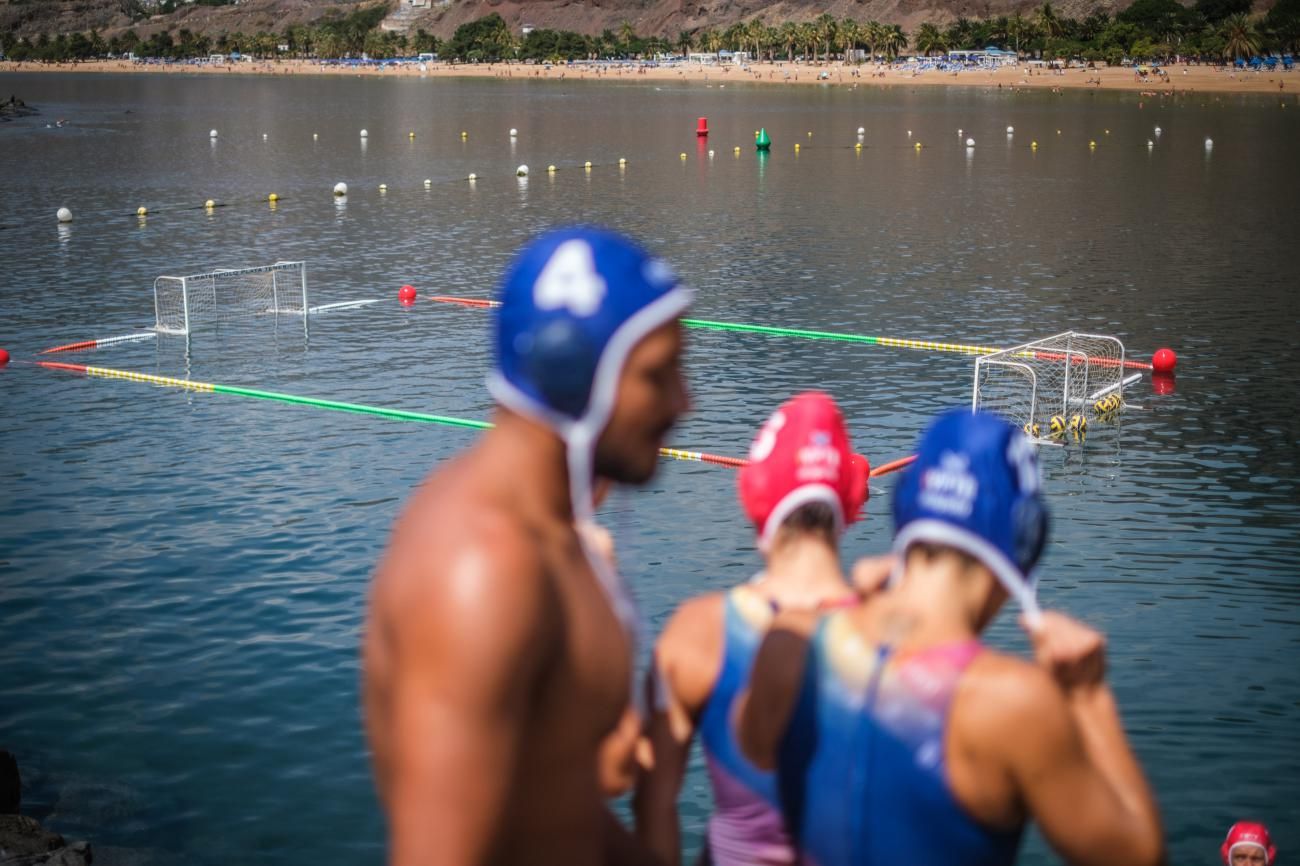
[423, 295, 1155, 371]
[36, 361, 915, 477]
[40, 332, 157, 354]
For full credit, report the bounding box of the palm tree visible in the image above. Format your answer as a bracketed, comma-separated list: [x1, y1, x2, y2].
[779, 21, 799, 61]
[914, 22, 948, 56]
[814, 13, 837, 61]
[837, 18, 860, 61]
[702, 28, 722, 55]
[618, 21, 636, 56]
[796, 21, 817, 60]
[676, 30, 693, 57]
[1035, 2, 1063, 41]
[1007, 13, 1032, 55]
[1220, 13, 1260, 60]
[882, 24, 907, 59]
[863, 20, 883, 61]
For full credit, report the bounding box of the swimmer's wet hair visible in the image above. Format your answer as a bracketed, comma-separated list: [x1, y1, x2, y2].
[905, 540, 982, 572]
[772, 501, 838, 548]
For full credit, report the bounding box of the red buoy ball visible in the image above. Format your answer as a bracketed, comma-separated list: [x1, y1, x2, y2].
[1152, 347, 1177, 375]
[398, 284, 417, 303]
[0, 348, 9, 366]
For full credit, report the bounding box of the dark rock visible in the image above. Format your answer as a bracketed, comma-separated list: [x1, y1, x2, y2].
[0, 814, 92, 865]
[0, 751, 18, 814]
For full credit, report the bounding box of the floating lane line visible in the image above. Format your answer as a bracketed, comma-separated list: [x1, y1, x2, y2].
[40, 332, 158, 355]
[37, 361, 921, 473]
[422, 295, 1154, 371]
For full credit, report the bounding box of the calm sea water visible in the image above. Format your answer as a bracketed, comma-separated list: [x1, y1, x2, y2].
[1, 71, 1297, 864]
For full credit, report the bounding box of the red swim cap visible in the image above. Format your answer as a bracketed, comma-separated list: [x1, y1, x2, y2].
[738, 391, 869, 550]
[1222, 821, 1276, 865]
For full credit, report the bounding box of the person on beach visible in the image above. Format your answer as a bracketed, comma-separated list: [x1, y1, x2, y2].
[738, 409, 1165, 866]
[1221, 821, 1276, 865]
[634, 391, 872, 866]
[364, 227, 691, 866]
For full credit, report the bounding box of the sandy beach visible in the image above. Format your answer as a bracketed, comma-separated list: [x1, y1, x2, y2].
[4, 56, 1296, 96]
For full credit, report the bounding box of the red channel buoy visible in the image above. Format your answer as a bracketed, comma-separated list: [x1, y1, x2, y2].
[1152, 347, 1177, 374]
[398, 284, 417, 304]
[696, 116, 709, 137]
[0, 348, 9, 366]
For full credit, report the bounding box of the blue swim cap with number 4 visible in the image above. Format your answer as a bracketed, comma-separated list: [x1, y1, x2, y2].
[891, 410, 1050, 622]
[489, 227, 692, 435]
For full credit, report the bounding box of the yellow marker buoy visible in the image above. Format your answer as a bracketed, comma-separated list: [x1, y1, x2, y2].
[461, 131, 468, 138]
[734, 146, 741, 154]
[547, 165, 556, 173]
[137, 206, 147, 216]
[409, 131, 415, 139]
[379, 184, 387, 192]
[680, 152, 687, 160]
[268, 193, 279, 202]
[467, 173, 477, 181]
[204, 199, 215, 209]
[1031, 141, 1038, 149]
[914, 142, 922, 150]
[584, 161, 592, 169]
[855, 142, 862, 150]
[619, 157, 627, 166]
[807, 131, 813, 137]
[794, 143, 800, 151]
[1089, 140, 1097, 148]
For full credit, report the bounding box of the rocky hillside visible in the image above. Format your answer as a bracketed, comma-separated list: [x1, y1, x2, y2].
[0, 0, 1269, 41]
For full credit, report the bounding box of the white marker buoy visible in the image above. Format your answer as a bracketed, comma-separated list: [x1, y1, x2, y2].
[379, 183, 388, 192]
[618, 158, 627, 165]
[547, 164, 557, 173]
[585, 161, 593, 169]
[1205, 137, 1213, 148]
[423, 179, 432, 187]
[966, 138, 975, 147]
[262, 133, 268, 140]
[1147, 140, 1154, 148]
[360, 129, 368, 138]
[313, 133, 318, 140]
[1154, 126, 1162, 135]
[468, 173, 477, 181]
[509, 128, 518, 137]
[857, 126, 865, 135]
[209, 129, 218, 139]
[333, 182, 348, 196]
[1007, 125, 1014, 133]
[56, 207, 72, 223]
[516, 165, 529, 177]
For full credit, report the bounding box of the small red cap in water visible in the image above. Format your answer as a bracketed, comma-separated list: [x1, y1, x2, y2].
[696, 116, 709, 136]
[1152, 347, 1177, 374]
[0, 348, 9, 366]
[398, 284, 417, 303]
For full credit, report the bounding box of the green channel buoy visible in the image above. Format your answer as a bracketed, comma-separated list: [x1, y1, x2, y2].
[755, 128, 771, 152]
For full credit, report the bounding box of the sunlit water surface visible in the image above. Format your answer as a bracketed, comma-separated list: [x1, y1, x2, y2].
[1, 71, 1297, 864]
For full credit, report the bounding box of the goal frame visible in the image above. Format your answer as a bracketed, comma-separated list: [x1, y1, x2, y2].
[153, 261, 308, 336]
[972, 331, 1127, 430]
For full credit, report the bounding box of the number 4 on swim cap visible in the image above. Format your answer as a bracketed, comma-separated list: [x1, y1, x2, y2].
[534, 239, 607, 317]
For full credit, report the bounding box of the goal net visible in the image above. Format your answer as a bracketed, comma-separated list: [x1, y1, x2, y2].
[972, 332, 1129, 435]
[153, 261, 308, 336]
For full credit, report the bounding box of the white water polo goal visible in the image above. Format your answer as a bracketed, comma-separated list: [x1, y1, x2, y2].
[153, 261, 308, 336]
[973, 331, 1139, 437]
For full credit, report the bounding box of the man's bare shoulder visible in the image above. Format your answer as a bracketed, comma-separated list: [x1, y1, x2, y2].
[371, 454, 555, 655]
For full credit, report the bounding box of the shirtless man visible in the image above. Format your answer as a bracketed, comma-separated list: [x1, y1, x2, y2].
[739, 409, 1166, 866]
[365, 227, 691, 866]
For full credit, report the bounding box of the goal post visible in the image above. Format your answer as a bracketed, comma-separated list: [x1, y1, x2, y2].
[973, 331, 1128, 434]
[153, 261, 308, 336]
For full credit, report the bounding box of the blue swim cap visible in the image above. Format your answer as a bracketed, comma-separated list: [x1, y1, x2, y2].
[891, 410, 1049, 622]
[488, 226, 691, 436]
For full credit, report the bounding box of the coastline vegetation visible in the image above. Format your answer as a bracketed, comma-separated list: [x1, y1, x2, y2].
[3, 0, 1297, 66]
